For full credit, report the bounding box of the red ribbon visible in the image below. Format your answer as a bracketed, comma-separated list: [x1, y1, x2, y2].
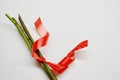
[32, 17, 88, 74]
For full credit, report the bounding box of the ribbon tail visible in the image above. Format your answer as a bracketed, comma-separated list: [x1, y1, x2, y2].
[32, 17, 49, 57]
[58, 40, 88, 73]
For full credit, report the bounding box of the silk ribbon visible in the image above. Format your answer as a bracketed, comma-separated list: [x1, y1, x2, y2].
[32, 17, 88, 74]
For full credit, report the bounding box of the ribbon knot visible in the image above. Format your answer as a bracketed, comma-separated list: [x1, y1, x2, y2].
[32, 17, 88, 74]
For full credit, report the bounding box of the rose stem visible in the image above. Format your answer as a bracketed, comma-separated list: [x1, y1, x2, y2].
[18, 14, 57, 80]
[5, 14, 32, 51]
[5, 14, 57, 80]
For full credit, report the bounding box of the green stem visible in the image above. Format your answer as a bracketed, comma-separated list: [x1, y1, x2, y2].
[5, 14, 32, 51]
[18, 14, 57, 80]
[5, 14, 57, 80]
[18, 14, 34, 45]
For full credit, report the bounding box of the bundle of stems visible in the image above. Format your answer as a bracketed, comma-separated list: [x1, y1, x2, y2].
[5, 14, 57, 80]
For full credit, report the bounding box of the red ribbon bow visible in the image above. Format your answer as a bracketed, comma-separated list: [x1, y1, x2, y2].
[32, 17, 88, 74]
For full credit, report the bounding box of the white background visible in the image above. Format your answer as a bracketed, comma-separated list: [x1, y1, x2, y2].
[0, 0, 120, 80]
